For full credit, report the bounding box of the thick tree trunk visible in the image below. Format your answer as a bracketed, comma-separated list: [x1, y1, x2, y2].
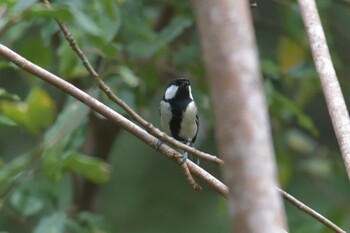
[192, 1, 287, 232]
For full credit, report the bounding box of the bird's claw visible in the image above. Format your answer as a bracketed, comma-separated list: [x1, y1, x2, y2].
[155, 139, 163, 150]
[180, 151, 188, 164]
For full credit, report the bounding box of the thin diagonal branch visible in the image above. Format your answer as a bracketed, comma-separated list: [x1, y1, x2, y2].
[40, 0, 223, 166]
[298, 0, 350, 180]
[0, 43, 345, 233]
[278, 188, 345, 233]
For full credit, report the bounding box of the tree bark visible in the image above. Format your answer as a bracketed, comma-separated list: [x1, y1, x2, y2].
[192, 1, 287, 232]
[297, 0, 350, 180]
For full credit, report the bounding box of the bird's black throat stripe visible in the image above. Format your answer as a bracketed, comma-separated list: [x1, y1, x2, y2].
[166, 98, 192, 143]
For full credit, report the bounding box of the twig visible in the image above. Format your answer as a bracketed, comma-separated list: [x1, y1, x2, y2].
[39, 0, 223, 166]
[187, 160, 228, 197]
[278, 188, 346, 233]
[298, 0, 350, 180]
[0, 43, 345, 233]
[181, 163, 202, 191]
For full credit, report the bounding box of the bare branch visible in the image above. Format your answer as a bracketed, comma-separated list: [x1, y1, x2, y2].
[180, 163, 202, 191]
[278, 188, 346, 233]
[298, 0, 350, 180]
[39, 0, 223, 166]
[187, 160, 228, 197]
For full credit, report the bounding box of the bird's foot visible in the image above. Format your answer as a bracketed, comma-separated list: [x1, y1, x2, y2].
[155, 139, 163, 150]
[180, 151, 188, 164]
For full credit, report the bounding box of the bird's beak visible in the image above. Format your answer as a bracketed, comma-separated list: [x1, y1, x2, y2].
[183, 80, 190, 87]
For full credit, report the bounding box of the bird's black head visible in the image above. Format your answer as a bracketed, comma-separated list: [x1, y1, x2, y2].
[164, 78, 192, 101]
[168, 78, 190, 88]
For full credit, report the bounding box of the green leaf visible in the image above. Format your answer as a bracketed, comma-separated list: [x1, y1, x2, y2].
[65, 219, 88, 233]
[0, 87, 55, 134]
[0, 61, 14, 69]
[73, 10, 100, 35]
[34, 212, 66, 233]
[41, 148, 65, 182]
[0, 88, 20, 101]
[94, 2, 120, 42]
[273, 91, 318, 136]
[18, 37, 52, 68]
[64, 152, 111, 184]
[264, 80, 274, 106]
[10, 188, 44, 216]
[121, 9, 156, 41]
[0, 101, 42, 132]
[86, 35, 119, 57]
[0, 101, 32, 131]
[127, 41, 159, 58]
[302, 157, 333, 177]
[11, 0, 37, 13]
[276, 152, 292, 186]
[277, 4, 306, 45]
[27, 88, 56, 131]
[126, 16, 192, 58]
[2, 21, 33, 45]
[278, 36, 305, 71]
[261, 59, 281, 79]
[43, 92, 92, 148]
[118, 66, 140, 88]
[25, 5, 73, 21]
[78, 212, 112, 232]
[286, 129, 317, 155]
[173, 43, 200, 66]
[0, 152, 32, 187]
[57, 42, 87, 79]
[0, 114, 17, 126]
[157, 16, 192, 46]
[66, 212, 112, 233]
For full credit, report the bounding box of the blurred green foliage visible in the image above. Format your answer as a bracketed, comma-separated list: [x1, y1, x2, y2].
[0, 0, 350, 232]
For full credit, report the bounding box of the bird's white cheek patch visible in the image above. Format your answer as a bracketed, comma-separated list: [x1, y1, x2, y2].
[188, 86, 194, 100]
[160, 101, 172, 136]
[165, 85, 178, 100]
[180, 101, 198, 141]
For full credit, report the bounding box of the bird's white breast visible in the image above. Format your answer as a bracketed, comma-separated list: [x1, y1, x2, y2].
[179, 101, 198, 141]
[160, 100, 172, 136]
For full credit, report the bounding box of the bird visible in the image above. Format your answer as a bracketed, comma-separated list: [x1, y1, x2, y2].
[159, 78, 199, 164]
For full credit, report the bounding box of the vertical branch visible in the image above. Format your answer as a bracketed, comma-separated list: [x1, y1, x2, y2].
[193, 0, 287, 232]
[298, 0, 350, 180]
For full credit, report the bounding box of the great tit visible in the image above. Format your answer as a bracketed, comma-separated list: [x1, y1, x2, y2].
[159, 78, 199, 164]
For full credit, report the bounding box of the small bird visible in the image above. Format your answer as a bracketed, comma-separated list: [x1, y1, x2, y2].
[159, 78, 199, 164]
